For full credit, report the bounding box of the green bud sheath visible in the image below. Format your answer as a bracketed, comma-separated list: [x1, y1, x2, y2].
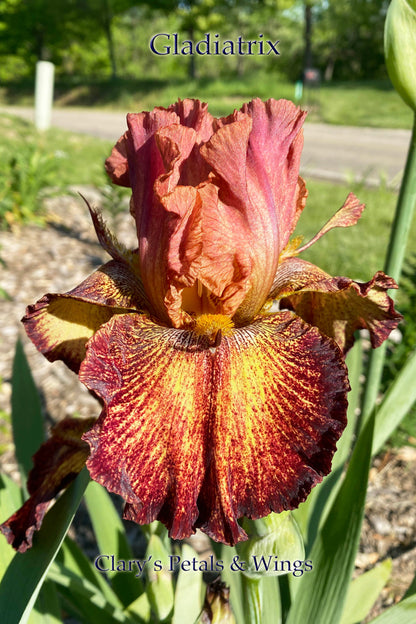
[385, 0, 416, 110]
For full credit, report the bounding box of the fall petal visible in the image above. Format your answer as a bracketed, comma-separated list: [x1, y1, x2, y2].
[80, 313, 212, 539]
[80, 311, 348, 545]
[0, 417, 94, 552]
[273, 257, 402, 353]
[195, 312, 348, 544]
[23, 260, 144, 372]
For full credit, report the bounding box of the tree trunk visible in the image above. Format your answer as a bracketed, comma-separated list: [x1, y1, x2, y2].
[303, 1, 313, 76]
[103, 0, 117, 79]
[324, 53, 336, 81]
[188, 25, 197, 80]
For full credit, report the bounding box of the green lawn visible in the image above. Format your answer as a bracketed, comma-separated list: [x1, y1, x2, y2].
[2, 112, 412, 292]
[1, 73, 413, 129]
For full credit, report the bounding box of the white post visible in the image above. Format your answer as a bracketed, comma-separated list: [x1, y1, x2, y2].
[34, 61, 55, 131]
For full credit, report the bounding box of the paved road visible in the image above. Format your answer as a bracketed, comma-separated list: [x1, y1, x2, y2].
[2, 106, 411, 188]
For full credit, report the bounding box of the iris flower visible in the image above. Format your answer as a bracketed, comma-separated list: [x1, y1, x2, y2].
[1, 98, 401, 552]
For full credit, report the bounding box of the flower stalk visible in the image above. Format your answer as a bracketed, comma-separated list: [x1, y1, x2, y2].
[361, 114, 416, 422]
[241, 576, 262, 624]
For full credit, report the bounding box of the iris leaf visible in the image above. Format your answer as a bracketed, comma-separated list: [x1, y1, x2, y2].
[0, 468, 90, 624]
[145, 534, 174, 622]
[260, 577, 281, 624]
[27, 581, 61, 624]
[47, 563, 136, 624]
[0, 474, 24, 581]
[11, 339, 44, 484]
[368, 594, 416, 623]
[124, 593, 151, 624]
[58, 536, 124, 609]
[221, 546, 244, 624]
[84, 480, 142, 606]
[286, 411, 374, 624]
[339, 559, 392, 624]
[372, 348, 416, 455]
[172, 543, 204, 624]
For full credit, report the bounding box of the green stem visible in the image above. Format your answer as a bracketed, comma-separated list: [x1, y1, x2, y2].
[242, 576, 262, 624]
[361, 112, 416, 422]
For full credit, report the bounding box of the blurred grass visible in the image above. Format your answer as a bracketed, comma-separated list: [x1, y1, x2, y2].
[0, 73, 413, 129]
[0, 113, 111, 190]
[1, 111, 413, 298]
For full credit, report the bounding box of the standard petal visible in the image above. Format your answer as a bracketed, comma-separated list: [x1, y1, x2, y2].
[240, 98, 307, 251]
[201, 99, 306, 322]
[0, 417, 94, 552]
[105, 131, 130, 187]
[80, 311, 348, 546]
[168, 98, 214, 144]
[23, 260, 146, 372]
[124, 108, 180, 224]
[272, 257, 402, 353]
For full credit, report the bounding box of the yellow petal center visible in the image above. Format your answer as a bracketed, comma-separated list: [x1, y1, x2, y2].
[193, 314, 234, 337]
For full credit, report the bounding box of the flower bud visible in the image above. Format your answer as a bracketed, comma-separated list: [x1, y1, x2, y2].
[236, 511, 305, 579]
[385, 0, 416, 110]
[198, 580, 236, 624]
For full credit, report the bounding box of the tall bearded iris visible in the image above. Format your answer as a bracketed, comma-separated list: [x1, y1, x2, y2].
[1, 98, 401, 552]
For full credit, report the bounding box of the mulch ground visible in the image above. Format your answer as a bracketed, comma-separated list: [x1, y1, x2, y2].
[0, 191, 415, 621]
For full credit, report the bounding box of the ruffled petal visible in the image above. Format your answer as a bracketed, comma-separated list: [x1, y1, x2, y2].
[23, 260, 145, 372]
[0, 417, 94, 552]
[123, 108, 179, 219]
[272, 257, 402, 353]
[80, 311, 348, 546]
[123, 115, 205, 326]
[201, 99, 306, 322]
[105, 131, 130, 187]
[240, 98, 306, 251]
[168, 100, 214, 186]
[80, 314, 212, 539]
[168, 98, 214, 144]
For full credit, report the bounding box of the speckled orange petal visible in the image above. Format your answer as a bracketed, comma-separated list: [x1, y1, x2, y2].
[23, 260, 145, 372]
[0, 417, 94, 552]
[273, 257, 402, 353]
[80, 313, 212, 539]
[197, 313, 348, 545]
[79, 311, 348, 545]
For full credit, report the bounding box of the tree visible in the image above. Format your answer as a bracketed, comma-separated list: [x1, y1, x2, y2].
[313, 0, 390, 81]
